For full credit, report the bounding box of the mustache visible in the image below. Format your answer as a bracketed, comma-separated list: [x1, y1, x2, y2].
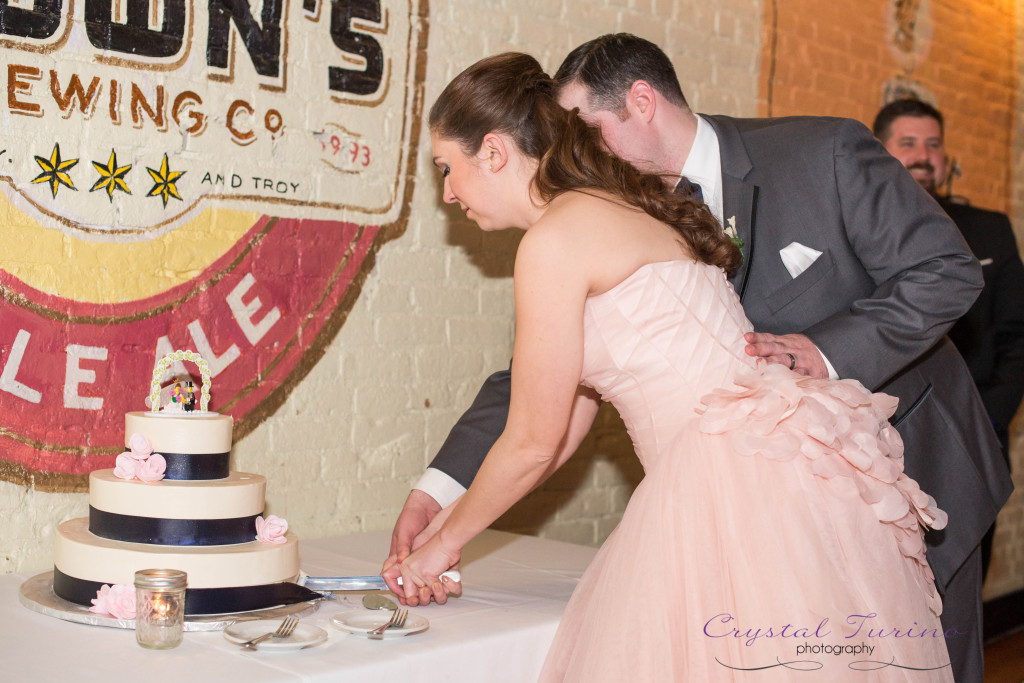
[906, 161, 935, 174]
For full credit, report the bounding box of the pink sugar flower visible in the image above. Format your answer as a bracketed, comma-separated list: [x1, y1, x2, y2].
[89, 584, 112, 615]
[89, 583, 136, 620]
[105, 584, 137, 619]
[136, 453, 166, 482]
[255, 514, 288, 544]
[113, 452, 139, 481]
[127, 433, 153, 460]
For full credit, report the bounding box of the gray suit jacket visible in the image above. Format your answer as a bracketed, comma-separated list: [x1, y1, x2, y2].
[429, 114, 1013, 590]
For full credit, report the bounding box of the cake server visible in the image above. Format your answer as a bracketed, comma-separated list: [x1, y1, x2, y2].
[300, 570, 461, 592]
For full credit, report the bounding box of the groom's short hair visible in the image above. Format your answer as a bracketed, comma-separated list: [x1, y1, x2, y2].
[554, 33, 689, 114]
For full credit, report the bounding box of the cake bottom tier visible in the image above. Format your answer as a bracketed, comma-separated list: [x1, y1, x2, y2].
[54, 518, 315, 615]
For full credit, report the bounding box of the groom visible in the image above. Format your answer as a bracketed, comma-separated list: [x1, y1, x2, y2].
[385, 34, 1012, 682]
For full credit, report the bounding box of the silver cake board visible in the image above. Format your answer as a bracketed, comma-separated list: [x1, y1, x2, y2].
[19, 571, 321, 631]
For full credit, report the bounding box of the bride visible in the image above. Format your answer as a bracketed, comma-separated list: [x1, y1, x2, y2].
[383, 52, 952, 681]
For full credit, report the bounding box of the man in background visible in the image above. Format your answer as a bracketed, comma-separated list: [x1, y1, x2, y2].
[874, 98, 1024, 579]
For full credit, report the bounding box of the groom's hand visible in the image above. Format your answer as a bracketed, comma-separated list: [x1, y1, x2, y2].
[744, 332, 828, 379]
[382, 490, 442, 598]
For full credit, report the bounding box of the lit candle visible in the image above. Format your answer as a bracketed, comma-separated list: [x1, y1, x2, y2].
[152, 594, 172, 620]
[135, 569, 187, 649]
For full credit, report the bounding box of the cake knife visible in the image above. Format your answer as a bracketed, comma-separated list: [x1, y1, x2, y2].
[300, 570, 461, 592]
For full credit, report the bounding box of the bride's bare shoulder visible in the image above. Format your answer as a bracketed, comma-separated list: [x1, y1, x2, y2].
[515, 194, 611, 277]
[518, 192, 636, 280]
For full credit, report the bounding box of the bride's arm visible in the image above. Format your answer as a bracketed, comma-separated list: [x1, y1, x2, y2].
[413, 385, 601, 544]
[387, 223, 598, 599]
[395, 386, 599, 606]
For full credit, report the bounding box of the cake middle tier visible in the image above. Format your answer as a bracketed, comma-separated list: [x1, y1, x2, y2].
[89, 469, 266, 546]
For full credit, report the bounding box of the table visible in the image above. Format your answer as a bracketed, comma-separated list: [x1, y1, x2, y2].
[1, 530, 597, 682]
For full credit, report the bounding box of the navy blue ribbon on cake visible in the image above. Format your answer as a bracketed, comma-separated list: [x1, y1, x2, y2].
[89, 506, 260, 546]
[53, 568, 322, 615]
[159, 451, 230, 480]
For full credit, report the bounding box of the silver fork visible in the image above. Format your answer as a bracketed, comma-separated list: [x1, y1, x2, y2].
[240, 616, 299, 650]
[367, 609, 408, 640]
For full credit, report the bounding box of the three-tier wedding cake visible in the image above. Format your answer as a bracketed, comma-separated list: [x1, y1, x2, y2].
[52, 351, 315, 615]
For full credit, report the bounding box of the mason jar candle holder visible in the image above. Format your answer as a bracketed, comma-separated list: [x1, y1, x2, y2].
[134, 569, 187, 649]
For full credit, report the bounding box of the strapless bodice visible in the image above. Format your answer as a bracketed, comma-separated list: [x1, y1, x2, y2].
[581, 260, 755, 465]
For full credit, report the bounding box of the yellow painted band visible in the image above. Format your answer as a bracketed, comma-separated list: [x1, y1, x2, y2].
[0, 194, 259, 304]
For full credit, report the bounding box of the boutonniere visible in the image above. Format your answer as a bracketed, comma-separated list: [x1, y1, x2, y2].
[723, 216, 745, 268]
[724, 215, 745, 251]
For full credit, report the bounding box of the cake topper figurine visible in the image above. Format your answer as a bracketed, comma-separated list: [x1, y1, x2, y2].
[170, 383, 184, 407]
[149, 350, 212, 413]
[183, 381, 197, 412]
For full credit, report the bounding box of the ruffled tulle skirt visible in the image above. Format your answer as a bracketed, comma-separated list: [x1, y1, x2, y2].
[538, 364, 952, 682]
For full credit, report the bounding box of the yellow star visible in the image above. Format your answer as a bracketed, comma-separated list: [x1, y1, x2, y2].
[146, 153, 186, 207]
[90, 149, 133, 201]
[32, 143, 79, 198]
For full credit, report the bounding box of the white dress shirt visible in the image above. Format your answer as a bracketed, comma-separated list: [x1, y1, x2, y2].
[679, 115, 724, 225]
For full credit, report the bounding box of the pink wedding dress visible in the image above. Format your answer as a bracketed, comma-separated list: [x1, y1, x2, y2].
[538, 260, 953, 682]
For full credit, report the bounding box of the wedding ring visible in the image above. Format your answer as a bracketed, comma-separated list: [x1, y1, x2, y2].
[786, 353, 796, 370]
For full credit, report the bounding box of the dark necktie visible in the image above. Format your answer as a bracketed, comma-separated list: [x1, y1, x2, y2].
[676, 177, 704, 203]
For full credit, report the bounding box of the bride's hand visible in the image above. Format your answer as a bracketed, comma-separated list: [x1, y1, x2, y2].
[382, 534, 462, 607]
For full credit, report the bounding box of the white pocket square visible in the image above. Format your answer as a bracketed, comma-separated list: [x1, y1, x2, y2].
[779, 242, 822, 278]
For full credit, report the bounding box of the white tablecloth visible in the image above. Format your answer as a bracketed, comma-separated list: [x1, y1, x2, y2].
[1, 529, 596, 682]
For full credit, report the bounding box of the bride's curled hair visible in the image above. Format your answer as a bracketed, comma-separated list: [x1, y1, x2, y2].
[429, 52, 741, 274]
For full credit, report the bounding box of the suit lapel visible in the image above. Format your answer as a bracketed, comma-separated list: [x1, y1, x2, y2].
[704, 115, 758, 302]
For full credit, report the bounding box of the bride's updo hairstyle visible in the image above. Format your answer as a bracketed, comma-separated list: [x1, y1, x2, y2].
[429, 53, 741, 274]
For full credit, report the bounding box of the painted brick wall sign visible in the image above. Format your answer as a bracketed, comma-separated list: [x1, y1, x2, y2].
[0, 0, 428, 490]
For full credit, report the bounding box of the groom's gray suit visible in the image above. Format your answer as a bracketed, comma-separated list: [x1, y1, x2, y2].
[427, 115, 1013, 681]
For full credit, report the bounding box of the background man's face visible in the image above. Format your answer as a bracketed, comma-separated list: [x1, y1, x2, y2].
[882, 115, 946, 194]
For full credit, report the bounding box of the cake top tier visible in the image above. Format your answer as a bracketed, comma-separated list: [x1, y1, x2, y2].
[125, 411, 233, 459]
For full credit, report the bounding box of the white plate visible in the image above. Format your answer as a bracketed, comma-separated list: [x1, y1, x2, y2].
[331, 610, 429, 638]
[223, 619, 328, 651]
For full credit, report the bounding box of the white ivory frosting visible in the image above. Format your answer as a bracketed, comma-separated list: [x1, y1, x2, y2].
[89, 470, 266, 519]
[125, 411, 232, 454]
